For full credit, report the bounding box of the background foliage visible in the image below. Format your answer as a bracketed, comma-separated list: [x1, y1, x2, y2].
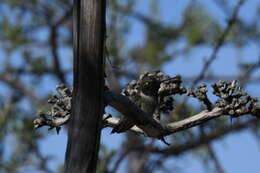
[0, 0, 260, 172]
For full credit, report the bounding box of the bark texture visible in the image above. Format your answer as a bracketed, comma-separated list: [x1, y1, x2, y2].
[64, 0, 106, 172]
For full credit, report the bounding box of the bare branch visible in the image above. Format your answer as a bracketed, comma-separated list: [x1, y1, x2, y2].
[164, 108, 223, 135]
[35, 97, 259, 140]
[144, 118, 257, 156]
[34, 72, 260, 143]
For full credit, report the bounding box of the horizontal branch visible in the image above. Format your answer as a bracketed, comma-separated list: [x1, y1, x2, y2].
[34, 112, 71, 129]
[36, 103, 259, 138]
[34, 83, 260, 141]
[103, 105, 259, 138]
[164, 108, 223, 135]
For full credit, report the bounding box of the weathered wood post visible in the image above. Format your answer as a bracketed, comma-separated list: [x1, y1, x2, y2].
[64, 0, 106, 172]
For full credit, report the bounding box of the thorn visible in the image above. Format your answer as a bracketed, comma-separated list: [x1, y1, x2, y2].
[160, 137, 170, 146]
[110, 128, 116, 134]
[56, 126, 61, 134]
[230, 116, 233, 128]
[104, 113, 112, 121]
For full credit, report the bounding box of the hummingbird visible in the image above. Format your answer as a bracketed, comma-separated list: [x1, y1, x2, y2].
[111, 72, 161, 133]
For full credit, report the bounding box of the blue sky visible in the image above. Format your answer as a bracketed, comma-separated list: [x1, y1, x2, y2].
[27, 0, 260, 172]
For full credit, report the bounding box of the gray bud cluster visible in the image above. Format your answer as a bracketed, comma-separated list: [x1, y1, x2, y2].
[158, 75, 187, 96]
[212, 80, 258, 116]
[122, 71, 187, 114]
[33, 84, 72, 133]
[188, 84, 213, 110]
[121, 79, 141, 104]
[159, 97, 174, 114]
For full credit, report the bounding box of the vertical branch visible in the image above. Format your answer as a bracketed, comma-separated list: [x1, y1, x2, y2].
[64, 0, 106, 172]
[50, 26, 67, 84]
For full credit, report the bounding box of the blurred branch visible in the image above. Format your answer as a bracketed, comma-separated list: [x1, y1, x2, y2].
[54, 6, 73, 27]
[206, 144, 225, 173]
[191, 0, 246, 88]
[48, 6, 73, 84]
[49, 25, 67, 84]
[111, 145, 132, 173]
[182, 75, 260, 83]
[214, 0, 230, 15]
[35, 149, 54, 173]
[146, 118, 257, 155]
[135, 140, 155, 173]
[17, 68, 70, 76]
[0, 72, 43, 103]
[117, 6, 159, 27]
[238, 57, 260, 87]
[117, 5, 185, 36]
[199, 125, 225, 173]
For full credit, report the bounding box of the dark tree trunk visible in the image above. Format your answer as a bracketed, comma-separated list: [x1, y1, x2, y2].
[64, 0, 106, 172]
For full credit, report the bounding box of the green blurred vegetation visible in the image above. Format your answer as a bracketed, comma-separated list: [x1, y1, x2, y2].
[0, 0, 260, 172]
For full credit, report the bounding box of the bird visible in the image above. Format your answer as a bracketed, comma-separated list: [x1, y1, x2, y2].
[111, 72, 161, 133]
